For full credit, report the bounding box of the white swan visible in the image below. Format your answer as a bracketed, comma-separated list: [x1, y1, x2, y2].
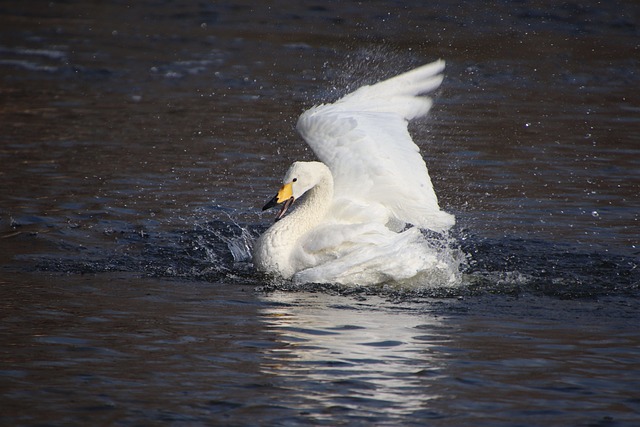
[253, 60, 456, 286]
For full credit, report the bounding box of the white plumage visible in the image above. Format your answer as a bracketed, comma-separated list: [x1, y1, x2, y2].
[253, 60, 457, 286]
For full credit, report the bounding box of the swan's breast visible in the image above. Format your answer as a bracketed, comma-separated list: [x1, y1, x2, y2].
[253, 221, 297, 278]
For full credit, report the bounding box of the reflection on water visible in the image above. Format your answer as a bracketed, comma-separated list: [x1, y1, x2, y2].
[259, 292, 640, 426]
[260, 292, 448, 420]
[1, 275, 639, 425]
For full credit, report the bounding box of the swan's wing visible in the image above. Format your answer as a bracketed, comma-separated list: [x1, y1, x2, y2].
[296, 60, 454, 232]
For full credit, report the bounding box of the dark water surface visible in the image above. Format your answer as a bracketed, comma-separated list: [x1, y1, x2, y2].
[1, 1, 639, 425]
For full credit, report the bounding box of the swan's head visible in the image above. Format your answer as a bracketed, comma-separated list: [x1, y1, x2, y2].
[262, 161, 329, 221]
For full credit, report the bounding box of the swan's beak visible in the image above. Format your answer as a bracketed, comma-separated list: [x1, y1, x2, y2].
[262, 182, 295, 221]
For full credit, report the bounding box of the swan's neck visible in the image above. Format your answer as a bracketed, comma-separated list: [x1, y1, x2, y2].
[254, 170, 333, 277]
[286, 174, 333, 232]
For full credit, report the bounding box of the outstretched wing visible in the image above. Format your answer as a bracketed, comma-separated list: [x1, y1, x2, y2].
[296, 60, 454, 232]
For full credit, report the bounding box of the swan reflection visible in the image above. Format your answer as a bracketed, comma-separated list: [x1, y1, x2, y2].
[259, 291, 451, 417]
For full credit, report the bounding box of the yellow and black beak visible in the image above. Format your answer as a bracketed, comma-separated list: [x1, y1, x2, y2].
[262, 182, 295, 221]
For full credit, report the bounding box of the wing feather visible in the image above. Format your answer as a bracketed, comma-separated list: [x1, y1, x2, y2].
[296, 60, 454, 232]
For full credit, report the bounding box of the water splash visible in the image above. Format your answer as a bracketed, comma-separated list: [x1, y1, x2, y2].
[188, 208, 258, 267]
[202, 221, 256, 264]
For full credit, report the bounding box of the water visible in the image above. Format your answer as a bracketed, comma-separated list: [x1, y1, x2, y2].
[1, 0, 639, 425]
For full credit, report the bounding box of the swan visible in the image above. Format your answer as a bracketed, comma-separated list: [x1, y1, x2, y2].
[253, 60, 457, 286]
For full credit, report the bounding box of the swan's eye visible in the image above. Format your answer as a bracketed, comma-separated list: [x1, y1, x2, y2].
[292, 178, 297, 182]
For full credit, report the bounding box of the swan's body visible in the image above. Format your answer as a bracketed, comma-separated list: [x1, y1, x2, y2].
[253, 60, 457, 286]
